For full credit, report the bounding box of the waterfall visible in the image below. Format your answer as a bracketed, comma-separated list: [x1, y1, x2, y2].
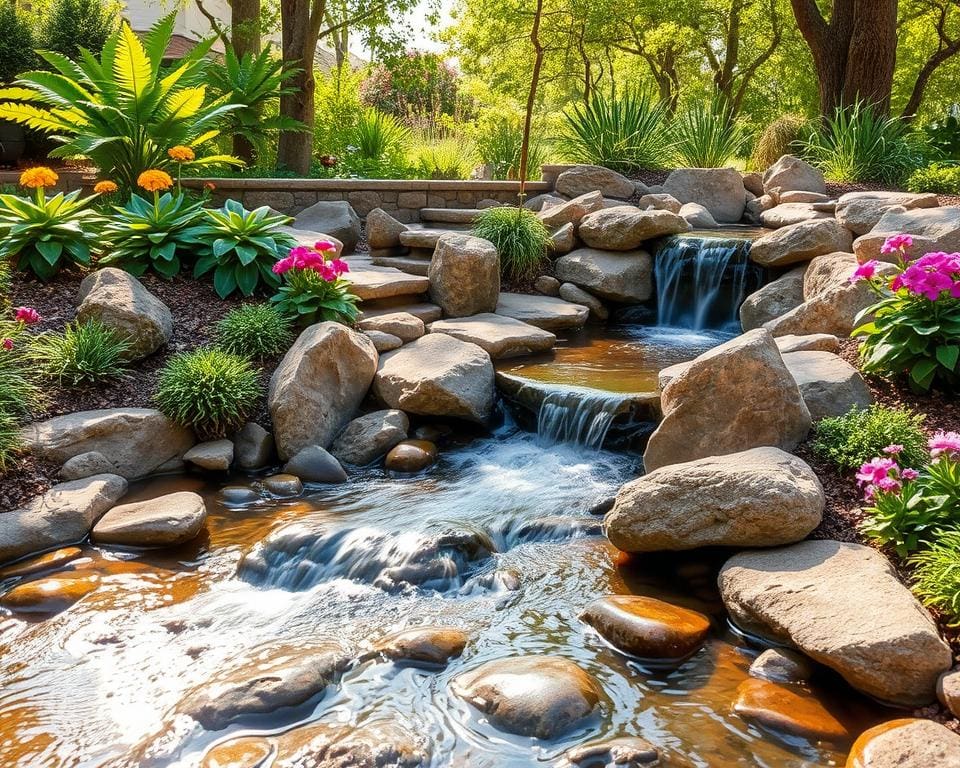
[653, 235, 760, 332]
[536, 387, 629, 450]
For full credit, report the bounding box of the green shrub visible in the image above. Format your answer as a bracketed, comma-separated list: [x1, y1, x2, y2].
[338, 109, 411, 179]
[0, 177, 100, 280]
[0, 3, 37, 83]
[749, 114, 808, 170]
[910, 528, 960, 624]
[801, 101, 923, 184]
[472, 206, 550, 282]
[29, 320, 131, 386]
[906, 163, 960, 195]
[192, 200, 296, 298]
[214, 304, 294, 359]
[671, 99, 751, 168]
[101, 192, 205, 278]
[39, 0, 118, 61]
[558, 89, 672, 174]
[925, 112, 960, 161]
[154, 347, 262, 439]
[0, 16, 239, 189]
[408, 134, 476, 180]
[812, 404, 928, 471]
[475, 120, 547, 181]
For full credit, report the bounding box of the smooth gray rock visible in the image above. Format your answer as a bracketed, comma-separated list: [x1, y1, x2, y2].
[330, 410, 409, 466]
[782, 350, 872, 420]
[556, 165, 635, 199]
[183, 440, 234, 471]
[428, 233, 500, 318]
[663, 167, 746, 223]
[282, 445, 348, 483]
[60, 451, 116, 480]
[233, 422, 274, 470]
[365, 207, 408, 249]
[429, 313, 556, 359]
[578, 206, 691, 251]
[739, 266, 806, 331]
[293, 200, 361, 252]
[559, 283, 608, 321]
[554, 248, 653, 303]
[762, 155, 826, 195]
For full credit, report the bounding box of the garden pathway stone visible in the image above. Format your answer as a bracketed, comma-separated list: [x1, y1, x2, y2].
[359, 301, 442, 323]
[420, 208, 483, 224]
[346, 266, 430, 302]
[369, 254, 431, 276]
[495, 293, 589, 331]
[429, 313, 556, 359]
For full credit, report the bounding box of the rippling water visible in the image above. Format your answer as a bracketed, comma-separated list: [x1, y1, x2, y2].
[0, 427, 879, 767]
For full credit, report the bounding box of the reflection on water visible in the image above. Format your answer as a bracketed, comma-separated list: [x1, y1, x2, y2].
[0, 427, 883, 768]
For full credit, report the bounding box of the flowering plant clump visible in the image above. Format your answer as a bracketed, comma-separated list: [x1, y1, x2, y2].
[269, 241, 359, 326]
[851, 233, 960, 392]
[859, 432, 960, 556]
[0, 306, 44, 469]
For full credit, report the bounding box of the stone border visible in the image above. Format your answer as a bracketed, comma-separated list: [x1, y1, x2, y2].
[0, 171, 553, 223]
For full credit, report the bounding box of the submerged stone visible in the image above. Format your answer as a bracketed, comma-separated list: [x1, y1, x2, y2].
[749, 648, 816, 685]
[561, 736, 662, 767]
[385, 440, 438, 472]
[0, 546, 84, 579]
[282, 445, 348, 484]
[374, 626, 468, 667]
[451, 656, 603, 739]
[733, 678, 850, 743]
[580, 595, 710, 660]
[261, 474, 304, 498]
[1, 573, 100, 614]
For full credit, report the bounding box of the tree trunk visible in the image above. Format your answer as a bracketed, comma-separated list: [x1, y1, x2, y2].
[231, 0, 262, 163]
[277, 0, 316, 175]
[790, 0, 898, 116]
[518, 0, 545, 197]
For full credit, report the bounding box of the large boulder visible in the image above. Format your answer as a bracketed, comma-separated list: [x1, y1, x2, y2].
[554, 248, 653, 303]
[451, 656, 603, 739]
[750, 219, 854, 268]
[365, 207, 408, 249]
[718, 540, 953, 706]
[846, 719, 960, 768]
[662, 167, 746, 223]
[854, 205, 960, 263]
[76, 268, 172, 360]
[373, 334, 495, 424]
[643, 329, 811, 471]
[762, 155, 826, 195]
[91, 491, 206, 547]
[835, 191, 939, 236]
[428, 233, 499, 318]
[580, 595, 711, 659]
[739, 266, 806, 331]
[606, 447, 823, 551]
[429, 313, 556, 360]
[293, 201, 361, 252]
[22, 408, 194, 479]
[782, 351, 872, 420]
[556, 165, 635, 199]
[0, 474, 128, 564]
[330, 409, 409, 466]
[268, 323, 379, 460]
[537, 191, 605, 229]
[578, 206, 690, 250]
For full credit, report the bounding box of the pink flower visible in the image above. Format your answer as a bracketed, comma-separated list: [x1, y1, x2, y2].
[314, 240, 337, 253]
[929, 431, 960, 460]
[875, 475, 902, 493]
[850, 260, 881, 283]
[272, 256, 295, 275]
[319, 264, 337, 282]
[882, 444, 904, 455]
[856, 457, 898, 487]
[901, 468, 920, 481]
[880, 234, 913, 255]
[14, 306, 41, 325]
[330, 258, 349, 276]
[1, 338, 12, 350]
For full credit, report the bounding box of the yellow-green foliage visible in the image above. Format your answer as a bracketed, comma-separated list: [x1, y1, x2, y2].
[750, 114, 808, 170]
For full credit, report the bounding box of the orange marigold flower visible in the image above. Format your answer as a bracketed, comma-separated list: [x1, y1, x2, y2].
[137, 169, 174, 193]
[203, 181, 216, 191]
[93, 180, 118, 195]
[19, 166, 59, 189]
[168, 145, 196, 163]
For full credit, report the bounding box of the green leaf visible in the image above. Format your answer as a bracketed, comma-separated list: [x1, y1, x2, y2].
[235, 262, 259, 296]
[936, 345, 960, 372]
[214, 264, 238, 298]
[910, 358, 938, 390]
[36, 239, 63, 265]
[235, 244, 259, 266]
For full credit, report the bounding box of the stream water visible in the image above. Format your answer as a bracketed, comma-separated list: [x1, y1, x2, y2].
[0, 233, 889, 767]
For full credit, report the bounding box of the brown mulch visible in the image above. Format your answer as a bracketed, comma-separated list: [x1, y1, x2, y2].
[4, 268, 280, 509]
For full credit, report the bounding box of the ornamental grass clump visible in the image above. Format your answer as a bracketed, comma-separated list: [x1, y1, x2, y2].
[858, 433, 960, 556]
[851, 234, 960, 392]
[214, 304, 294, 359]
[812, 404, 928, 471]
[28, 319, 131, 386]
[472, 206, 550, 282]
[909, 527, 960, 625]
[154, 347, 262, 440]
[269, 241, 359, 326]
[0, 167, 101, 280]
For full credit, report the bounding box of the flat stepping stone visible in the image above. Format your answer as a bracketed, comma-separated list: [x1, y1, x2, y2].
[398, 228, 459, 249]
[429, 313, 556, 360]
[370, 254, 431, 276]
[419, 208, 482, 224]
[495, 292, 589, 331]
[360, 301, 442, 323]
[91, 491, 207, 548]
[346, 267, 429, 301]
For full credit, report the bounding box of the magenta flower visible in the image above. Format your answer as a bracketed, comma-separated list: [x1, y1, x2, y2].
[314, 240, 337, 253]
[330, 258, 349, 276]
[14, 306, 41, 325]
[856, 456, 898, 487]
[880, 234, 913, 255]
[929, 431, 960, 459]
[272, 255, 295, 275]
[882, 444, 904, 455]
[1, 338, 12, 350]
[875, 475, 902, 493]
[319, 264, 337, 282]
[850, 260, 880, 283]
[901, 468, 920, 481]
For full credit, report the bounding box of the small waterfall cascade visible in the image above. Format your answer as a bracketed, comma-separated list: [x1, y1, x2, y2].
[535, 387, 629, 450]
[653, 234, 761, 331]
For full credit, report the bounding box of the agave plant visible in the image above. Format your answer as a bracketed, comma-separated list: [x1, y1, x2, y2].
[0, 15, 240, 189]
[193, 199, 297, 298]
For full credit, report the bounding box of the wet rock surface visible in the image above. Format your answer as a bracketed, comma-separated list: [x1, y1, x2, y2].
[385, 440, 438, 472]
[429, 313, 557, 360]
[233, 422, 274, 470]
[373, 626, 468, 667]
[91, 491, 207, 548]
[580, 595, 710, 660]
[560, 736, 662, 767]
[452, 656, 603, 739]
[183, 439, 234, 471]
[282, 445, 348, 483]
[331, 409, 409, 466]
[749, 648, 815, 685]
[0, 572, 100, 614]
[733, 679, 850, 743]
[846, 718, 960, 767]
